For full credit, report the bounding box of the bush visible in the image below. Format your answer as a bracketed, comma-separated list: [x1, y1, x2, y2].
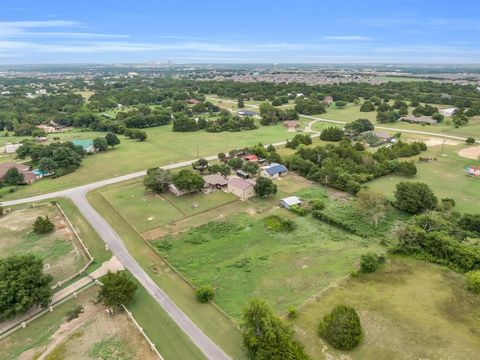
[318, 305, 362, 350]
[466, 137, 475, 145]
[466, 271, 480, 294]
[360, 253, 385, 273]
[320, 127, 344, 141]
[196, 285, 215, 303]
[287, 306, 298, 319]
[289, 204, 307, 216]
[263, 215, 296, 232]
[33, 216, 54, 234]
[66, 305, 84, 321]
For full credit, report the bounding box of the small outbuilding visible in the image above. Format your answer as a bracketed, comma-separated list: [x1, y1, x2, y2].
[237, 110, 259, 117]
[400, 115, 437, 125]
[228, 178, 256, 201]
[280, 196, 302, 209]
[260, 163, 288, 179]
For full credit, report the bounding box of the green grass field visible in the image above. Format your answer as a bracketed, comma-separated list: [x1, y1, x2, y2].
[0, 123, 297, 200]
[292, 255, 480, 359]
[368, 144, 480, 214]
[154, 210, 383, 320]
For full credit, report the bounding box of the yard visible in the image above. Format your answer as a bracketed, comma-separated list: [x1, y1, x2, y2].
[0, 204, 90, 284]
[292, 255, 480, 359]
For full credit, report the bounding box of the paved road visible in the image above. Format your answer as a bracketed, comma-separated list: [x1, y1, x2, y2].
[69, 192, 230, 360]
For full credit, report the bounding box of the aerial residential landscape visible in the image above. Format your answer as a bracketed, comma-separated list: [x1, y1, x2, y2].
[1, 1, 480, 360]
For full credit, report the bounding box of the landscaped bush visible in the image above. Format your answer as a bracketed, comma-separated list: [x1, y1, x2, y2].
[66, 305, 84, 321]
[287, 305, 298, 319]
[33, 216, 54, 234]
[318, 305, 363, 351]
[263, 215, 296, 232]
[466, 271, 480, 294]
[196, 285, 215, 303]
[360, 253, 385, 273]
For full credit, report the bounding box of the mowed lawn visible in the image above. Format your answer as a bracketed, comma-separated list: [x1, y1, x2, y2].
[101, 179, 237, 233]
[292, 256, 480, 360]
[154, 210, 383, 320]
[368, 144, 480, 214]
[0, 123, 296, 200]
[0, 204, 89, 284]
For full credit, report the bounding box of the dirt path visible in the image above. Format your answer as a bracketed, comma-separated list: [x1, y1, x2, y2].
[458, 145, 480, 160]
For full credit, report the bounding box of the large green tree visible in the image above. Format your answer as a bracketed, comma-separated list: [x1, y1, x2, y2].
[318, 305, 363, 350]
[254, 177, 277, 197]
[4, 167, 24, 186]
[105, 132, 121, 148]
[172, 169, 205, 193]
[242, 299, 309, 360]
[394, 181, 438, 214]
[98, 271, 137, 308]
[0, 255, 53, 320]
[143, 167, 171, 194]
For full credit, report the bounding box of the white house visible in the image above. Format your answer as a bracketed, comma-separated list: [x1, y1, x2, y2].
[439, 108, 457, 117]
[280, 196, 302, 209]
[3, 143, 22, 154]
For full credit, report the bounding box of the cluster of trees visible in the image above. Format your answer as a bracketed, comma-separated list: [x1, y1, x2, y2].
[172, 169, 205, 193]
[93, 133, 121, 151]
[259, 102, 299, 125]
[286, 134, 312, 149]
[320, 127, 345, 141]
[123, 128, 147, 141]
[172, 112, 256, 133]
[284, 140, 422, 194]
[117, 106, 171, 128]
[294, 97, 326, 115]
[344, 119, 374, 135]
[17, 140, 86, 177]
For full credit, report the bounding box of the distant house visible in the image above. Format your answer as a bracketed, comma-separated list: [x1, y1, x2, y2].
[280, 196, 302, 209]
[439, 108, 457, 117]
[260, 163, 288, 179]
[400, 115, 438, 125]
[168, 183, 187, 197]
[466, 165, 480, 177]
[72, 139, 95, 153]
[37, 124, 57, 133]
[3, 143, 22, 154]
[0, 162, 37, 184]
[283, 120, 299, 132]
[228, 178, 256, 200]
[322, 96, 334, 106]
[186, 99, 200, 105]
[237, 110, 259, 117]
[243, 154, 259, 162]
[361, 130, 393, 146]
[203, 174, 228, 192]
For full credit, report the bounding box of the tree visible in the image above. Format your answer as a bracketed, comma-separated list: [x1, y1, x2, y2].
[143, 167, 170, 194]
[241, 161, 259, 176]
[208, 163, 231, 177]
[4, 167, 24, 186]
[466, 137, 475, 145]
[228, 157, 244, 170]
[335, 101, 347, 109]
[318, 305, 362, 351]
[356, 189, 387, 227]
[172, 169, 205, 193]
[38, 157, 57, 174]
[93, 137, 108, 152]
[237, 97, 245, 108]
[192, 158, 209, 173]
[394, 181, 438, 214]
[254, 177, 277, 197]
[97, 271, 137, 308]
[396, 161, 417, 176]
[466, 271, 480, 294]
[360, 253, 385, 273]
[218, 152, 227, 162]
[320, 127, 344, 141]
[344, 119, 374, 135]
[242, 299, 310, 360]
[33, 216, 54, 234]
[196, 285, 215, 303]
[105, 132, 121, 148]
[0, 255, 52, 320]
[360, 101, 375, 112]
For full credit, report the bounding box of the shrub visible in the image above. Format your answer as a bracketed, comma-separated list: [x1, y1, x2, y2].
[196, 285, 215, 303]
[33, 216, 54, 234]
[360, 253, 385, 273]
[318, 305, 363, 351]
[66, 305, 84, 321]
[263, 215, 296, 232]
[287, 306, 298, 319]
[466, 137, 475, 145]
[289, 204, 307, 216]
[320, 127, 344, 141]
[309, 198, 325, 211]
[466, 271, 480, 294]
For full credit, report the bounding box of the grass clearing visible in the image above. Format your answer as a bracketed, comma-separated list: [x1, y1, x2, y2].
[0, 204, 89, 284]
[292, 256, 480, 359]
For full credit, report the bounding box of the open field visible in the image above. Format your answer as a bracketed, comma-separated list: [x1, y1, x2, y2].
[292, 255, 480, 359]
[0, 123, 298, 200]
[0, 204, 89, 284]
[368, 143, 480, 214]
[86, 189, 247, 359]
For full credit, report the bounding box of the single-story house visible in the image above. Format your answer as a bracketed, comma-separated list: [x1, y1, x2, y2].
[243, 154, 259, 162]
[439, 108, 457, 117]
[283, 120, 299, 132]
[186, 99, 200, 105]
[237, 110, 259, 117]
[236, 170, 251, 179]
[280, 196, 302, 209]
[228, 178, 256, 200]
[400, 115, 438, 125]
[260, 163, 288, 179]
[322, 96, 334, 106]
[0, 162, 37, 184]
[168, 183, 187, 197]
[466, 165, 480, 177]
[3, 143, 22, 154]
[72, 139, 95, 153]
[203, 174, 228, 192]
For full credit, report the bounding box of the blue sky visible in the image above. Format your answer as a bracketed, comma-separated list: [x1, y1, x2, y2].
[0, 0, 479, 64]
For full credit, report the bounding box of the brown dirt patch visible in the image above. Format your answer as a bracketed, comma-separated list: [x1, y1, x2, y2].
[458, 146, 480, 160]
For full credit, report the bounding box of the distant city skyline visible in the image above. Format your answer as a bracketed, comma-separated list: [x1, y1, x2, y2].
[0, 0, 479, 64]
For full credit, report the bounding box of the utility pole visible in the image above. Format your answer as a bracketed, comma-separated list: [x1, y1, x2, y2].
[441, 138, 445, 155]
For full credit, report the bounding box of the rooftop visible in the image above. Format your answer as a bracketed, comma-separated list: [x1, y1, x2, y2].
[229, 177, 255, 190]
